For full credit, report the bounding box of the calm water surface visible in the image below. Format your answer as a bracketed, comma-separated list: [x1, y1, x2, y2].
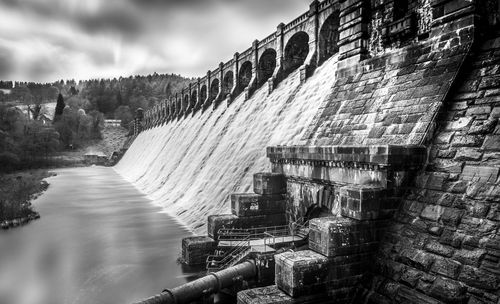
[0, 167, 198, 304]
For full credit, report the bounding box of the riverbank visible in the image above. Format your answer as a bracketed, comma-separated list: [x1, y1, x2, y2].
[0, 169, 55, 229]
[0, 167, 196, 304]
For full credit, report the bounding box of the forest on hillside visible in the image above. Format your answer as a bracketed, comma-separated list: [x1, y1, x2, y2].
[0, 73, 191, 171]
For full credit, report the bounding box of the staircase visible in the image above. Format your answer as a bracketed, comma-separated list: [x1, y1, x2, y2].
[206, 221, 310, 272]
[206, 237, 252, 272]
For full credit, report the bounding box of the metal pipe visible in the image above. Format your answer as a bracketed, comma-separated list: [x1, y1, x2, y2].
[133, 260, 257, 304]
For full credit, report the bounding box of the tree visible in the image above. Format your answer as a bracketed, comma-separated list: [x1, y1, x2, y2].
[165, 82, 172, 97]
[114, 105, 133, 127]
[69, 86, 78, 96]
[116, 91, 123, 106]
[54, 93, 65, 121]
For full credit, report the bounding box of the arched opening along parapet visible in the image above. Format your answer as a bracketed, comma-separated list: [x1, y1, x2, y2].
[258, 48, 277, 86]
[283, 31, 309, 76]
[222, 71, 234, 96]
[238, 61, 253, 90]
[190, 90, 198, 108]
[210, 79, 220, 101]
[318, 11, 340, 65]
[200, 85, 208, 103]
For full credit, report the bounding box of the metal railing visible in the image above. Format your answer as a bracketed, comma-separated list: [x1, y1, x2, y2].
[217, 225, 290, 242]
[206, 236, 251, 272]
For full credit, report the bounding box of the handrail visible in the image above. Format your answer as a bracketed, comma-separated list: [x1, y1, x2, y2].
[258, 33, 276, 48]
[284, 12, 308, 31]
[217, 225, 290, 241]
[206, 236, 251, 272]
[318, 0, 335, 11]
[239, 47, 253, 58]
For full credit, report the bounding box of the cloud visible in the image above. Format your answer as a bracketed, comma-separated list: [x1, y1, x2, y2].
[0, 47, 13, 79]
[0, 0, 311, 82]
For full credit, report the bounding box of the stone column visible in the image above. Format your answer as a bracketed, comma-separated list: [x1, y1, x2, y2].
[213, 62, 224, 109]
[246, 40, 260, 98]
[272, 23, 285, 89]
[230, 52, 240, 100]
[301, 0, 319, 82]
[337, 0, 369, 76]
[203, 70, 212, 111]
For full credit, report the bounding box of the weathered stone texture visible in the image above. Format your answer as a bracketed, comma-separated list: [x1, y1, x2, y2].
[364, 37, 500, 304]
[304, 12, 474, 146]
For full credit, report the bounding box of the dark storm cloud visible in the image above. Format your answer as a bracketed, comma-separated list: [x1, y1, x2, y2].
[76, 9, 143, 36]
[0, 0, 312, 82]
[27, 59, 55, 81]
[0, 48, 13, 79]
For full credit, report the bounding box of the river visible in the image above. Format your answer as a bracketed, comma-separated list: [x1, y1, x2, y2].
[0, 167, 199, 304]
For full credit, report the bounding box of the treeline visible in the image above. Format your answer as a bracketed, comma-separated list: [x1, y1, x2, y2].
[0, 81, 13, 89]
[0, 73, 191, 171]
[1, 73, 191, 127]
[77, 73, 191, 125]
[0, 105, 60, 171]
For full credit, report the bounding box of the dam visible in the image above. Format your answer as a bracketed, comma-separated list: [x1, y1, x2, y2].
[2, 0, 497, 303]
[120, 0, 499, 303]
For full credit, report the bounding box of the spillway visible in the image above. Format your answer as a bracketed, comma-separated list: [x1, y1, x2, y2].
[115, 56, 338, 235]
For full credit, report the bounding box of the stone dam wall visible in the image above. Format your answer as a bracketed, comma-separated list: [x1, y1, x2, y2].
[120, 0, 500, 303]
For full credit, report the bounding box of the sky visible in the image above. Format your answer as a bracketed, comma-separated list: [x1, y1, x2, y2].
[0, 0, 311, 83]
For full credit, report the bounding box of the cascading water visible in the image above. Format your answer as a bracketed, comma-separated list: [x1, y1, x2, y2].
[115, 55, 338, 235]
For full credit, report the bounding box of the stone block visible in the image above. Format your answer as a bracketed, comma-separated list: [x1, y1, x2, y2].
[181, 236, 216, 266]
[254, 173, 287, 195]
[398, 249, 435, 271]
[453, 249, 486, 267]
[309, 217, 388, 257]
[461, 165, 499, 183]
[424, 240, 454, 257]
[340, 185, 391, 220]
[430, 256, 461, 279]
[207, 213, 286, 240]
[429, 277, 466, 302]
[275, 250, 329, 298]
[231, 193, 286, 217]
[482, 135, 500, 151]
[395, 285, 442, 304]
[458, 265, 498, 290]
[237, 285, 332, 304]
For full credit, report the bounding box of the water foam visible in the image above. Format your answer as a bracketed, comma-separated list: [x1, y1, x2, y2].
[115, 55, 338, 235]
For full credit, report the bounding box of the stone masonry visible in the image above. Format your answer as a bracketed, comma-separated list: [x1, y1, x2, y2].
[357, 36, 500, 304]
[136, 1, 500, 303]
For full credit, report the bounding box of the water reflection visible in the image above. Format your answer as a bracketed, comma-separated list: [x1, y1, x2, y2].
[0, 167, 200, 304]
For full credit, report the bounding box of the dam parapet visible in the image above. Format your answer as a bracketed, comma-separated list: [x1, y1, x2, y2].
[126, 0, 500, 303]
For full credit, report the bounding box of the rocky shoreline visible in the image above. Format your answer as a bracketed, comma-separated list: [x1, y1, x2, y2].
[0, 171, 54, 231]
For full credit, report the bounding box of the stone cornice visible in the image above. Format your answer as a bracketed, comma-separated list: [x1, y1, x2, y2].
[266, 145, 427, 170]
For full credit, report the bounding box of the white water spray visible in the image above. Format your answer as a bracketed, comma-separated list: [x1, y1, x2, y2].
[115, 56, 338, 235]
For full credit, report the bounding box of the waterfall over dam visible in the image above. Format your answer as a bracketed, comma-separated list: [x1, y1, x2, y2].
[115, 55, 338, 235]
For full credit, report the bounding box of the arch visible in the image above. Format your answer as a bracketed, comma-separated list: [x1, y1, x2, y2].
[304, 204, 333, 223]
[318, 12, 340, 65]
[200, 85, 208, 102]
[283, 31, 309, 76]
[258, 48, 277, 85]
[190, 90, 198, 107]
[222, 71, 234, 96]
[238, 61, 252, 89]
[210, 78, 220, 100]
[393, 0, 408, 20]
